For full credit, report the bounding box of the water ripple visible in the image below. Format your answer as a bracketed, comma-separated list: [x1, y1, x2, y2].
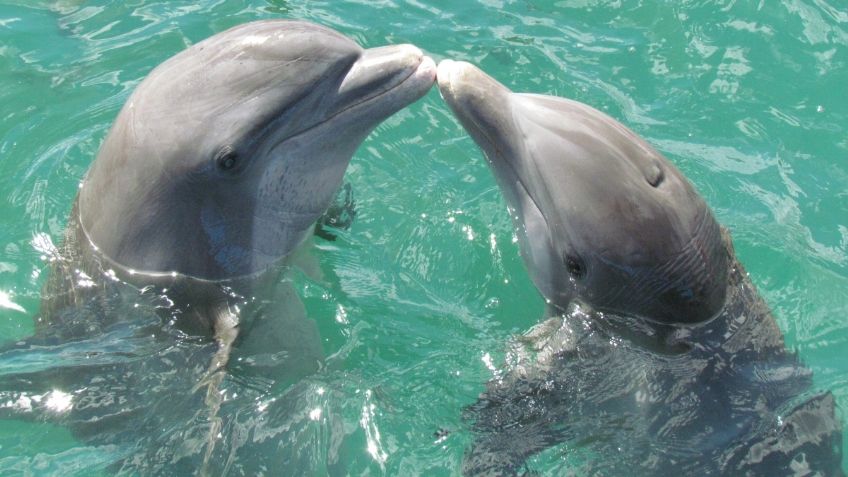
[0, 0, 845, 474]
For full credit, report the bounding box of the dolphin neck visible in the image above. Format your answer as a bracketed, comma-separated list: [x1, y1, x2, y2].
[39, 203, 290, 338]
[552, 232, 784, 356]
[73, 196, 293, 290]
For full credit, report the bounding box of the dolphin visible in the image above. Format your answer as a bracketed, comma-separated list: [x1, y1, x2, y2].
[437, 60, 843, 476]
[0, 20, 435, 473]
[67, 19, 434, 368]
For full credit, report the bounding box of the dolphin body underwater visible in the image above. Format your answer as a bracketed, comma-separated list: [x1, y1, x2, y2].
[437, 60, 844, 476]
[0, 20, 435, 473]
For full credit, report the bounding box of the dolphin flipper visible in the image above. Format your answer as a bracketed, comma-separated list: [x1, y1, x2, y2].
[733, 392, 844, 476]
[314, 182, 357, 241]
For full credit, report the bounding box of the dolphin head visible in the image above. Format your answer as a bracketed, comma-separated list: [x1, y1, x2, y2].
[438, 60, 728, 325]
[79, 20, 435, 280]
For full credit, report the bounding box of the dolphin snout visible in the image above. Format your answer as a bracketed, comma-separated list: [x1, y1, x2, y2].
[437, 60, 509, 97]
[436, 60, 517, 162]
[339, 44, 433, 98]
[435, 59, 467, 97]
[436, 60, 512, 123]
[436, 59, 469, 102]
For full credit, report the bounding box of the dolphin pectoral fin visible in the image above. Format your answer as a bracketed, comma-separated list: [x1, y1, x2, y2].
[314, 182, 357, 242]
[312, 224, 337, 242]
[462, 423, 569, 476]
[232, 281, 324, 385]
[191, 304, 240, 397]
[191, 303, 240, 476]
[288, 236, 325, 284]
[735, 392, 844, 476]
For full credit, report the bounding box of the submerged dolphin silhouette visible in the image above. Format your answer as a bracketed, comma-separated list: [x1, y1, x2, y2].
[437, 59, 843, 476]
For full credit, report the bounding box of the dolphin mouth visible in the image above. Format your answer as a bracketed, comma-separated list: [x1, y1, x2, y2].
[436, 59, 517, 170]
[340, 44, 435, 104]
[436, 60, 550, 231]
[271, 46, 435, 148]
[436, 59, 464, 103]
[330, 45, 436, 121]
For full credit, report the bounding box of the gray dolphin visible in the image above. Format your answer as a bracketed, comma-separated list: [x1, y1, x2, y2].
[82, 20, 434, 284]
[57, 19, 434, 348]
[0, 20, 434, 473]
[437, 60, 843, 476]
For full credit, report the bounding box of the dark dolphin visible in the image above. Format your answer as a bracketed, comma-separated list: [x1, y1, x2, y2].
[437, 60, 843, 476]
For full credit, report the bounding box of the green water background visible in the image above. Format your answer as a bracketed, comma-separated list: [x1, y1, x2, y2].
[0, 0, 846, 474]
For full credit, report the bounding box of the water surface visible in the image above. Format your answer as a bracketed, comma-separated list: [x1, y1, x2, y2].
[0, 0, 846, 474]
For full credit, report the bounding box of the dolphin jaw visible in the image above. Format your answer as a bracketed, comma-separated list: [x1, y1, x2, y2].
[338, 44, 427, 98]
[270, 48, 435, 149]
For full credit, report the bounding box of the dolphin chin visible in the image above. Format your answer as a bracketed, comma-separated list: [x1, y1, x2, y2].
[437, 60, 843, 476]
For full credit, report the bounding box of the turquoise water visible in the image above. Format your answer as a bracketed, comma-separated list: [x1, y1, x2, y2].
[0, 0, 846, 474]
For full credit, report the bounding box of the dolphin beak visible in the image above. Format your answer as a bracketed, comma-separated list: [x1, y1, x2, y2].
[437, 60, 517, 160]
[436, 59, 467, 100]
[338, 44, 434, 102]
[437, 60, 512, 112]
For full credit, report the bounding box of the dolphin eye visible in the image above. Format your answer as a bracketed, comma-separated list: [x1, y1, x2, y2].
[565, 255, 586, 279]
[215, 146, 240, 172]
[646, 163, 665, 187]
